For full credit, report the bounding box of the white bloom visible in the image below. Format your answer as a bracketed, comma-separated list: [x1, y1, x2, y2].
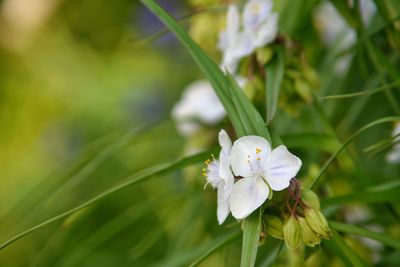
[172, 80, 226, 136]
[204, 130, 234, 224]
[218, 1, 278, 73]
[172, 78, 247, 136]
[386, 122, 400, 163]
[243, 0, 278, 48]
[229, 136, 302, 219]
[219, 5, 254, 73]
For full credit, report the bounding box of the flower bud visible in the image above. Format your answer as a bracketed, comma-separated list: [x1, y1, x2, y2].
[283, 215, 301, 249]
[301, 188, 320, 210]
[264, 215, 284, 240]
[256, 47, 273, 65]
[304, 208, 331, 239]
[298, 216, 321, 247]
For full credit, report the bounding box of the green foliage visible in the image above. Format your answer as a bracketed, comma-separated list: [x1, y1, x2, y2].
[0, 0, 399, 266]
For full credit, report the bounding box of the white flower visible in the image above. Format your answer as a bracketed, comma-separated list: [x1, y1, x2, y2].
[218, 5, 254, 73]
[204, 130, 234, 224]
[218, 1, 278, 73]
[172, 80, 226, 136]
[243, 0, 278, 48]
[172, 78, 247, 136]
[386, 122, 400, 164]
[229, 136, 302, 219]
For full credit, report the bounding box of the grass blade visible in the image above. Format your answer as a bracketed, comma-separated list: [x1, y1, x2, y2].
[240, 209, 262, 267]
[266, 47, 285, 124]
[226, 74, 271, 140]
[321, 185, 400, 207]
[0, 149, 215, 250]
[319, 79, 400, 101]
[188, 230, 241, 267]
[309, 116, 400, 189]
[329, 221, 400, 250]
[140, 0, 246, 136]
[324, 230, 367, 267]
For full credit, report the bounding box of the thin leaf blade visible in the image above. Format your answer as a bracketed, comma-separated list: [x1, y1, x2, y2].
[266, 47, 285, 124]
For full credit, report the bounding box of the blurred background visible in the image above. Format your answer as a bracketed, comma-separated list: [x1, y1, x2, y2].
[0, 0, 399, 266]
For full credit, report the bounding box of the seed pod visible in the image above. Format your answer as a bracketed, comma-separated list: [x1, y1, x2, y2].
[304, 208, 331, 239]
[298, 216, 321, 247]
[264, 215, 284, 240]
[301, 188, 321, 210]
[283, 215, 301, 249]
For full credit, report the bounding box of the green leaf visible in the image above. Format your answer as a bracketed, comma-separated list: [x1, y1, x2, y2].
[280, 133, 339, 153]
[226, 74, 271, 141]
[140, 0, 246, 136]
[324, 230, 367, 267]
[138, 3, 274, 266]
[258, 241, 284, 267]
[330, 0, 358, 28]
[309, 116, 400, 189]
[321, 184, 400, 207]
[188, 230, 241, 267]
[0, 148, 215, 250]
[266, 47, 285, 124]
[240, 209, 262, 267]
[154, 229, 240, 267]
[318, 79, 400, 101]
[47, 121, 160, 204]
[363, 132, 400, 156]
[329, 221, 400, 250]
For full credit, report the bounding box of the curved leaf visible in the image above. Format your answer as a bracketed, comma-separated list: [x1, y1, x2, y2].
[0, 149, 215, 250]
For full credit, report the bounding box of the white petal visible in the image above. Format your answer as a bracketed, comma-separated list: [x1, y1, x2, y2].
[359, 0, 376, 25]
[263, 145, 302, 191]
[217, 30, 228, 51]
[392, 121, 400, 139]
[231, 31, 255, 59]
[174, 120, 200, 136]
[243, 0, 273, 31]
[221, 31, 254, 74]
[229, 177, 269, 219]
[217, 183, 230, 224]
[226, 4, 240, 44]
[230, 136, 271, 177]
[234, 75, 248, 88]
[172, 80, 226, 126]
[218, 130, 234, 198]
[219, 152, 234, 198]
[218, 129, 232, 153]
[387, 145, 400, 164]
[252, 13, 278, 48]
[220, 55, 239, 74]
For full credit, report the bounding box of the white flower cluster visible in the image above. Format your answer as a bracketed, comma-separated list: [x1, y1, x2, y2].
[204, 130, 302, 224]
[218, 0, 278, 73]
[172, 0, 278, 137]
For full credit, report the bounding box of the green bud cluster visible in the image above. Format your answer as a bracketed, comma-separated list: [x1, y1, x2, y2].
[283, 215, 301, 249]
[282, 210, 330, 249]
[301, 188, 320, 210]
[264, 215, 284, 240]
[304, 208, 331, 240]
[263, 185, 330, 250]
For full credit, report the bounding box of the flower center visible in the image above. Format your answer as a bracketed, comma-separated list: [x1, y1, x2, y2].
[203, 157, 221, 189]
[246, 147, 264, 176]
